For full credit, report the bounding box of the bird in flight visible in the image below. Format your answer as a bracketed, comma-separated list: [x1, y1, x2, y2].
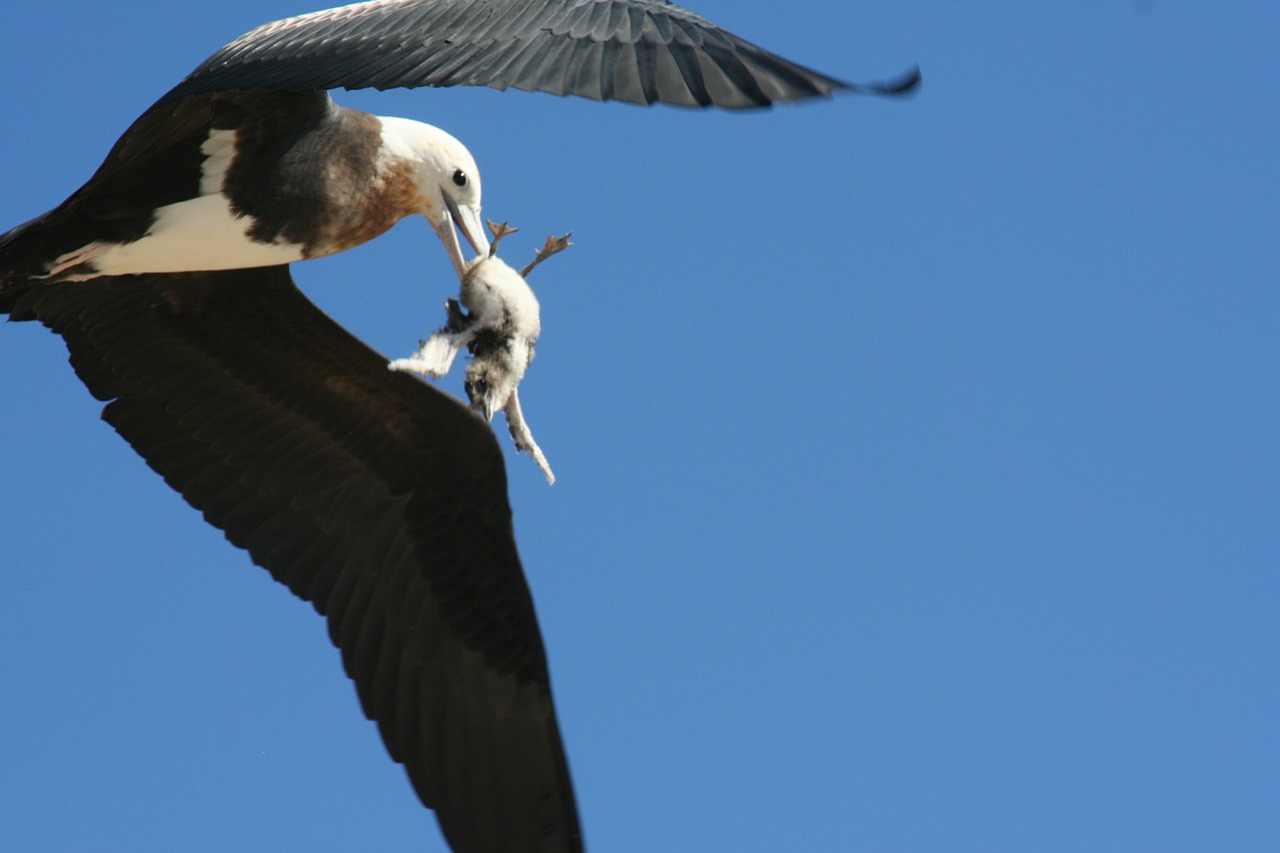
[1, 2, 918, 851]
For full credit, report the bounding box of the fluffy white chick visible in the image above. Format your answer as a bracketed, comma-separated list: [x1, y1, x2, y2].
[391, 226, 568, 483]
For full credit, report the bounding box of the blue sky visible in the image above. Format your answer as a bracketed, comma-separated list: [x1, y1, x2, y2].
[1, 2, 1276, 851]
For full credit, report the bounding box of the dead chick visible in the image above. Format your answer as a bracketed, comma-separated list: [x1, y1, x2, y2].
[391, 221, 570, 484]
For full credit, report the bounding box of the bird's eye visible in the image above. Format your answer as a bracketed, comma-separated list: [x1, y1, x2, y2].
[452, 169, 468, 188]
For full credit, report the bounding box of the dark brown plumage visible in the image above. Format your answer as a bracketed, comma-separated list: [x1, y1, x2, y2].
[5, 269, 582, 853]
[163, 0, 920, 109]
[1, 3, 920, 850]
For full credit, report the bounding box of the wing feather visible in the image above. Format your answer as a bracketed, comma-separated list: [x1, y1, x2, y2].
[8, 268, 583, 853]
[159, 0, 920, 109]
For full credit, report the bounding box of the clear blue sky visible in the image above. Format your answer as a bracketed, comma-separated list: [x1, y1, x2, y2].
[2, 2, 1276, 851]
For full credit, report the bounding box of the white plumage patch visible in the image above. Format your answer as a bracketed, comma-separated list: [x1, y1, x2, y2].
[44, 127, 306, 280]
[92, 196, 307, 276]
[199, 128, 238, 196]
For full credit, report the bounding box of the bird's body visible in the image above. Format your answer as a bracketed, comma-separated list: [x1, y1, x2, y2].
[2, 0, 918, 296]
[1, 2, 918, 851]
[2, 90, 486, 287]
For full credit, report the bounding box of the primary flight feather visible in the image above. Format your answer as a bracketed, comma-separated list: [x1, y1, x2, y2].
[1, 2, 917, 851]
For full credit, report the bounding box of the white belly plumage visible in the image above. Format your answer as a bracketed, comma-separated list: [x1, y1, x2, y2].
[45, 127, 307, 280]
[47, 194, 307, 280]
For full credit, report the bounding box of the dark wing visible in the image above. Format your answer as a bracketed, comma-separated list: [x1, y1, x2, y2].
[5, 268, 582, 853]
[160, 0, 920, 109]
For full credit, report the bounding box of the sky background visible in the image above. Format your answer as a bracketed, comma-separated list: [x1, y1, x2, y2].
[1, 2, 1276, 851]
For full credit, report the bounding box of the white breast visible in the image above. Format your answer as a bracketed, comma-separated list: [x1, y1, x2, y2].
[89, 195, 307, 276]
[43, 126, 308, 280]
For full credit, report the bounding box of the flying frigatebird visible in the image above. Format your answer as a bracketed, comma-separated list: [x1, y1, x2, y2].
[0, 2, 919, 851]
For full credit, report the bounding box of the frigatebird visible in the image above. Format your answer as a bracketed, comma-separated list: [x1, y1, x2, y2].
[1, 2, 918, 851]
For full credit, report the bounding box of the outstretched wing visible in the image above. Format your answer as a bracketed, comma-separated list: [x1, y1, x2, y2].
[6, 268, 582, 853]
[162, 0, 920, 109]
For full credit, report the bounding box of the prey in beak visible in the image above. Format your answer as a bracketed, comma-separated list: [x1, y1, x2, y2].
[391, 220, 571, 484]
[434, 192, 490, 280]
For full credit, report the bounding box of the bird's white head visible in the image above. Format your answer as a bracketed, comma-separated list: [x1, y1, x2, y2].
[378, 116, 490, 280]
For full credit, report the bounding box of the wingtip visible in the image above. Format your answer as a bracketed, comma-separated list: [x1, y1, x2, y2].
[845, 64, 923, 98]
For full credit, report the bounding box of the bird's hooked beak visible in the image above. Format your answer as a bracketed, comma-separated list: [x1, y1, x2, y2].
[434, 193, 490, 280]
